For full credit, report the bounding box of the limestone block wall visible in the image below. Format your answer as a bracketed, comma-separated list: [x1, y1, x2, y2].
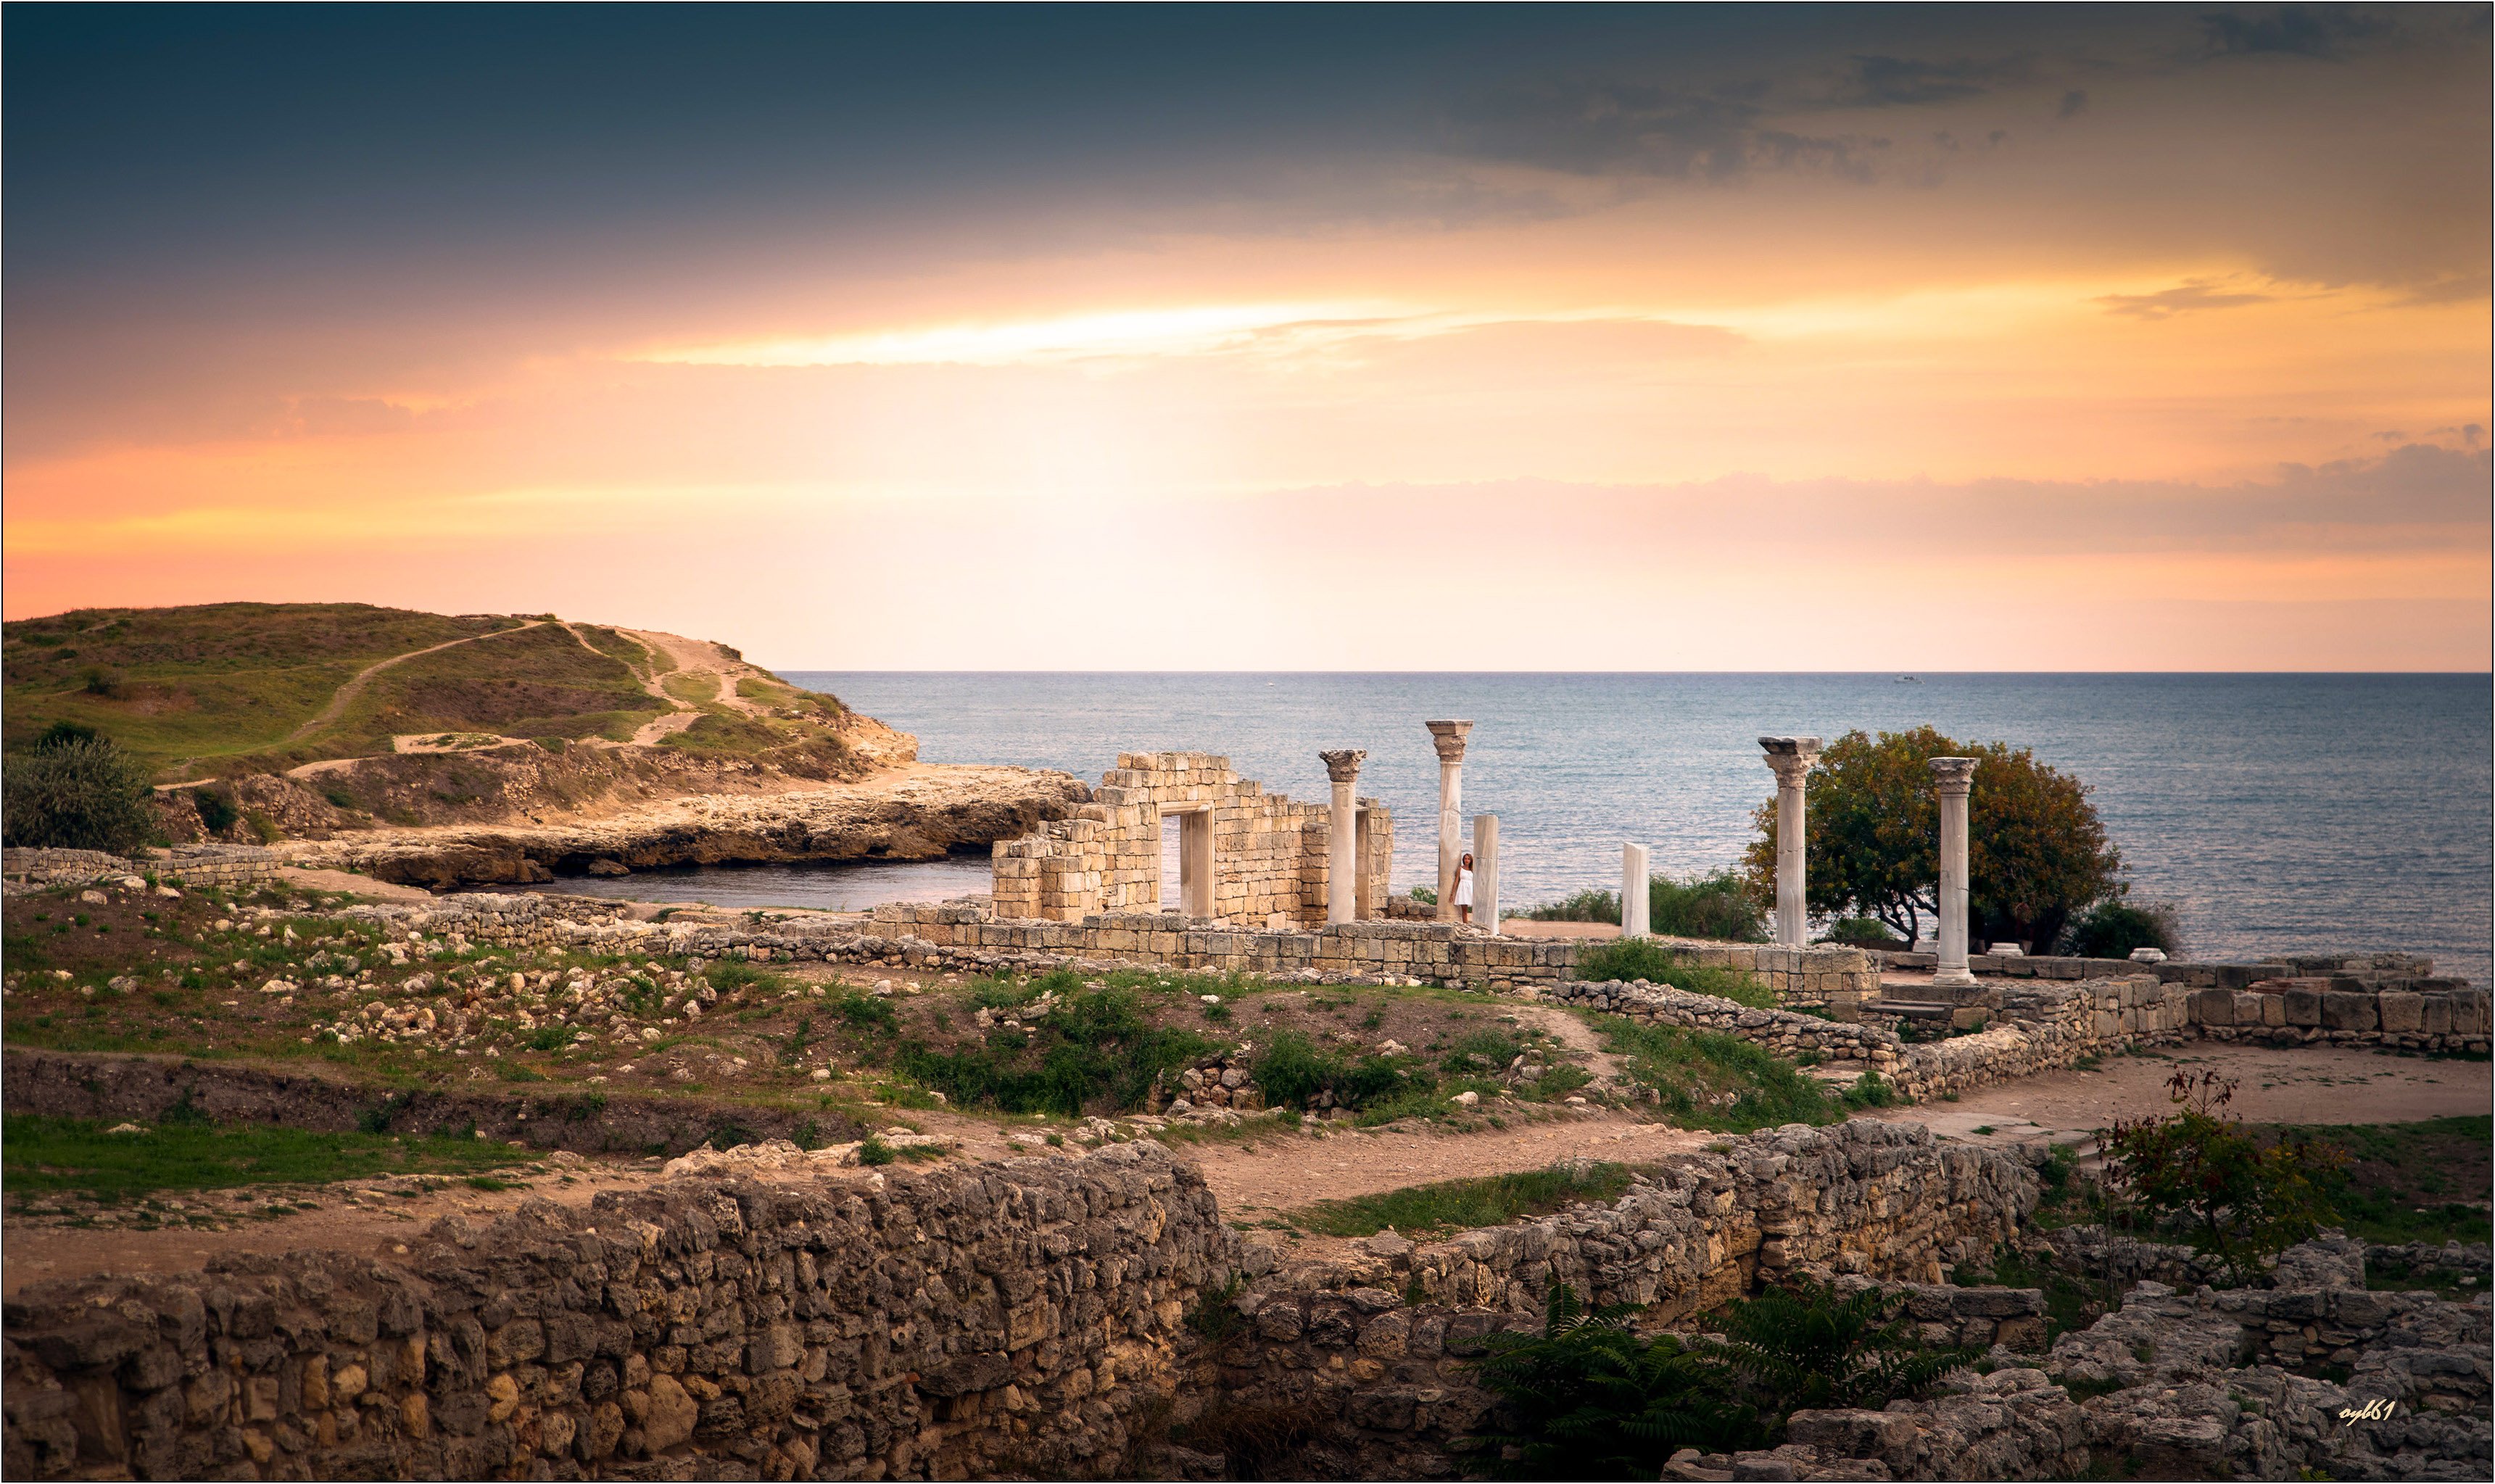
[0, 1146, 1233, 1482]
[1877, 946, 2474, 994]
[2184, 978, 2490, 1054]
[861, 902, 1875, 1000]
[1, 846, 277, 892]
[990, 753, 1389, 927]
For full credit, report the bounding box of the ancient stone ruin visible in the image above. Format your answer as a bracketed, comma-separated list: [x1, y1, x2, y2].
[990, 752, 1390, 927]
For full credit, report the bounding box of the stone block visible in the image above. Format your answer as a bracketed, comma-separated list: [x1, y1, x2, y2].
[2190, 987, 2235, 1026]
[2375, 992, 2422, 1034]
[2420, 995, 2452, 1034]
[2283, 985, 2323, 1027]
[2232, 992, 2264, 1026]
[2320, 991, 2377, 1032]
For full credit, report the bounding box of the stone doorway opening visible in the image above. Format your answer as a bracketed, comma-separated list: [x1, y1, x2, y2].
[1158, 804, 1215, 918]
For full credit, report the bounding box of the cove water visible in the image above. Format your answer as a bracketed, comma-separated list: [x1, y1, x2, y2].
[740, 673, 2490, 984]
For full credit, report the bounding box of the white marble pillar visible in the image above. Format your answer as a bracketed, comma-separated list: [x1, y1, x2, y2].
[1759, 736, 1823, 947]
[1320, 750, 1365, 925]
[1473, 813, 1499, 934]
[1929, 756, 1978, 987]
[1426, 721, 1473, 921]
[1621, 843, 1650, 937]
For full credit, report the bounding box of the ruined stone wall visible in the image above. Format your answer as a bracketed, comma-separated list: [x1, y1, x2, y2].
[862, 903, 1877, 1000]
[1193, 1121, 2040, 1478]
[990, 753, 1387, 928]
[0, 846, 276, 892]
[1545, 975, 2194, 1106]
[1, 1146, 1233, 1483]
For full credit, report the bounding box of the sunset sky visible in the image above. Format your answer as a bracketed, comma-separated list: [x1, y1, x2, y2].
[6, 5, 2488, 669]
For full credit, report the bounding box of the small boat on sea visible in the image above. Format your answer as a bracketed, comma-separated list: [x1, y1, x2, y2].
[1896, 674, 1920, 683]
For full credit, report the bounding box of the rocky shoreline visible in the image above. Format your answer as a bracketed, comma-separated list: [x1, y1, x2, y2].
[280, 765, 1090, 889]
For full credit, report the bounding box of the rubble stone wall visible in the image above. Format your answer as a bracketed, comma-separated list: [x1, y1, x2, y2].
[989, 753, 1389, 927]
[1198, 1121, 2040, 1477]
[1, 1146, 1232, 1483]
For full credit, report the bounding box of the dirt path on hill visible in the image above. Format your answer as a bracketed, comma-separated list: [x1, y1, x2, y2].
[280, 621, 545, 748]
[622, 629, 764, 716]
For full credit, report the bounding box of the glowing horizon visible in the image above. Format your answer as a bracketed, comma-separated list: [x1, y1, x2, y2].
[5, 7, 2488, 669]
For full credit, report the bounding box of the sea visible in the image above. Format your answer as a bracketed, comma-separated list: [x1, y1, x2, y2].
[584, 673, 2493, 985]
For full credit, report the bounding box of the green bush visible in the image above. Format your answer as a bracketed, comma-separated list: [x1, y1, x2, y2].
[1465, 1280, 1977, 1475]
[191, 788, 239, 836]
[1647, 870, 1766, 942]
[2100, 1069, 2343, 1280]
[1572, 941, 1777, 1009]
[2061, 900, 2181, 958]
[1823, 916, 1904, 949]
[1468, 1284, 1757, 1477]
[893, 986, 1215, 1117]
[1702, 1279, 1980, 1422]
[1523, 888, 1620, 923]
[1248, 1029, 1429, 1114]
[1293, 1162, 1639, 1238]
[1519, 873, 1763, 940]
[2, 732, 155, 853]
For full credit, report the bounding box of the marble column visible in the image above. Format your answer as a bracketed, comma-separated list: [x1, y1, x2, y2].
[1929, 756, 1978, 988]
[1473, 813, 1500, 934]
[1320, 749, 1366, 925]
[1759, 736, 1824, 947]
[1621, 843, 1650, 937]
[1426, 721, 1473, 921]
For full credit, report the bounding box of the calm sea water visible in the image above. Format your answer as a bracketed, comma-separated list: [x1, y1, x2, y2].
[709, 674, 2491, 982]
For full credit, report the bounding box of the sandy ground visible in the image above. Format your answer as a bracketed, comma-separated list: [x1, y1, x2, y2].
[12, 1041, 2476, 1299]
[1869, 1042, 2490, 1155]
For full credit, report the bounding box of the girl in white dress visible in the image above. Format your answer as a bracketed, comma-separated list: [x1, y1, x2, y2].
[1454, 852, 1476, 924]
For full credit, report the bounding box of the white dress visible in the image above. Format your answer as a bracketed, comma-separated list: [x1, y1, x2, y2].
[1453, 867, 1474, 908]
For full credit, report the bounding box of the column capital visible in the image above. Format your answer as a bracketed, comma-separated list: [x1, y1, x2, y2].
[1425, 720, 1473, 763]
[1319, 748, 1367, 784]
[1927, 756, 1977, 793]
[1759, 735, 1823, 783]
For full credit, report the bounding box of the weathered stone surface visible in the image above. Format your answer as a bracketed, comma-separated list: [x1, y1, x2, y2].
[1, 1145, 1231, 1481]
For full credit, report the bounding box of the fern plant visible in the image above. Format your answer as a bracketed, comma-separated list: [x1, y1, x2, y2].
[1698, 1279, 1978, 1422]
[1467, 1282, 1756, 1479]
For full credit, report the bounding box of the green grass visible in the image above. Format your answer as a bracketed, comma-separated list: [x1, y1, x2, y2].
[1572, 940, 1780, 1009]
[2, 1114, 529, 1199]
[1286, 1161, 1645, 1238]
[2284, 1115, 2491, 1247]
[1594, 1016, 1865, 1132]
[892, 982, 1220, 1118]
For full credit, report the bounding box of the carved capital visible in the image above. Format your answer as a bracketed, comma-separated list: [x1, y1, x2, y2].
[1425, 720, 1473, 764]
[1758, 735, 1823, 785]
[1318, 748, 1367, 784]
[1927, 756, 1977, 795]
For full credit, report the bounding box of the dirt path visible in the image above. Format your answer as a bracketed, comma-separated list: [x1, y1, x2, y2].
[280, 621, 545, 748]
[622, 629, 765, 716]
[1869, 1042, 2489, 1156]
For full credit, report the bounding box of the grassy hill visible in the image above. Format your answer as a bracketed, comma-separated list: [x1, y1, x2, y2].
[2, 602, 852, 782]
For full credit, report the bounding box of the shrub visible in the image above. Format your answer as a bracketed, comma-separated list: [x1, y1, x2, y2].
[321, 785, 359, 811]
[191, 788, 239, 836]
[1573, 940, 1776, 1009]
[1249, 1029, 1430, 1114]
[1700, 1279, 1980, 1422]
[1523, 888, 1620, 924]
[1647, 870, 1766, 942]
[893, 986, 1215, 1116]
[1468, 1283, 1758, 1477]
[2061, 900, 2182, 959]
[2099, 1069, 2343, 1280]
[1740, 726, 2124, 955]
[2, 732, 155, 853]
[1824, 916, 1903, 949]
